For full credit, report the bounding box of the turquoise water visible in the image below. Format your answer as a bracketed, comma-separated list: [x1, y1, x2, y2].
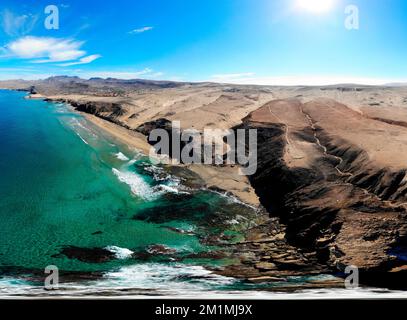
[0, 90, 258, 294]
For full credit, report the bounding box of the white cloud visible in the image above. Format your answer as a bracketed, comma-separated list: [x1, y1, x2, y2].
[6, 36, 84, 61]
[58, 54, 102, 66]
[33, 50, 87, 63]
[129, 26, 153, 34]
[1, 9, 38, 36]
[3, 36, 100, 66]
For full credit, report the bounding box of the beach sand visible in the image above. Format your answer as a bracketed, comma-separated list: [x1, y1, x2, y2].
[83, 113, 153, 155]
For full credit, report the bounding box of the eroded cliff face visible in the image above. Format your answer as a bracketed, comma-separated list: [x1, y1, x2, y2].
[69, 100, 130, 127]
[238, 98, 407, 287]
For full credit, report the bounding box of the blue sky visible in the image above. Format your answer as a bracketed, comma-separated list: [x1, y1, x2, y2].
[0, 0, 406, 84]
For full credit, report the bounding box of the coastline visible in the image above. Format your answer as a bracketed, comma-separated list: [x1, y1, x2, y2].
[86, 112, 260, 206]
[39, 93, 261, 207]
[2, 79, 407, 291]
[82, 112, 153, 155]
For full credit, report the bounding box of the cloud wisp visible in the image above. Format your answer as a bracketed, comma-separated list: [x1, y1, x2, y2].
[129, 26, 153, 34]
[1, 9, 38, 37]
[2, 36, 101, 66]
[58, 54, 102, 66]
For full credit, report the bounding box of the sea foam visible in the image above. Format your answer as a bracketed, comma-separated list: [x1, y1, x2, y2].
[112, 168, 156, 200]
[101, 263, 236, 292]
[114, 152, 130, 161]
[75, 132, 89, 145]
[105, 246, 134, 259]
[112, 161, 190, 200]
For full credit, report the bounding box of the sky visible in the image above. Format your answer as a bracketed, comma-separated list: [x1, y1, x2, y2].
[0, 0, 406, 85]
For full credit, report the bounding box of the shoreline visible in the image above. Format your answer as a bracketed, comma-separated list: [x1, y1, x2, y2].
[83, 112, 153, 155]
[40, 93, 261, 207]
[86, 113, 261, 206]
[2, 79, 406, 290]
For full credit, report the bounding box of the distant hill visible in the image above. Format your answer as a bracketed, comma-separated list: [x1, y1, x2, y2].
[384, 82, 407, 87]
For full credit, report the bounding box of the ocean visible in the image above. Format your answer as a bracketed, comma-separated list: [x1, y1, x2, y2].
[0, 90, 404, 298]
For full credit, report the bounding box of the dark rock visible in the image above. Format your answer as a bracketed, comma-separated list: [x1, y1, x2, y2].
[146, 244, 177, 255]
[165, 166, 206, 189]
[29, 86, 37, 94]
[53, 246, 115, 263]
[161, 226, 195, 235]
[185, 251, 228, 260]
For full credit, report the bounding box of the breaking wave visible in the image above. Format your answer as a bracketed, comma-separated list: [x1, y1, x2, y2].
[112, 168, 157, 200]
[75, 131, 89, 145]
[2, 264, 407, 298]
[112, 161, 190, 200]
[104, 246, 134, 259]
[114, 152, 130, 161]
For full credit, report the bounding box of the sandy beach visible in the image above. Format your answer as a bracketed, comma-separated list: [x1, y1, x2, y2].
[83, 112, 153, 155]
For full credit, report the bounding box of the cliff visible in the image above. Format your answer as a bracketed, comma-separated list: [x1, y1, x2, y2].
[235, 98, 407, 287]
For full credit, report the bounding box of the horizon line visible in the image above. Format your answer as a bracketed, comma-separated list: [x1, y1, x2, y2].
[0, 74, 407, 87]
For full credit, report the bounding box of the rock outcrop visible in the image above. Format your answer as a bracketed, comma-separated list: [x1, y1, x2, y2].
[236, 98, 407, 288]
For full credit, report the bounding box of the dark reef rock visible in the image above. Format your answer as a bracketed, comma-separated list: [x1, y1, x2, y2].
[53, 246, 115, 263]
[146, 244, 177, 255]
[165, 166, 206, 189]
[161, 226, 195, 235]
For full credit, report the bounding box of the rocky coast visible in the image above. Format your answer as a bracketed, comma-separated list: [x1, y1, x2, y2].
[3, 76, 407, 289]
